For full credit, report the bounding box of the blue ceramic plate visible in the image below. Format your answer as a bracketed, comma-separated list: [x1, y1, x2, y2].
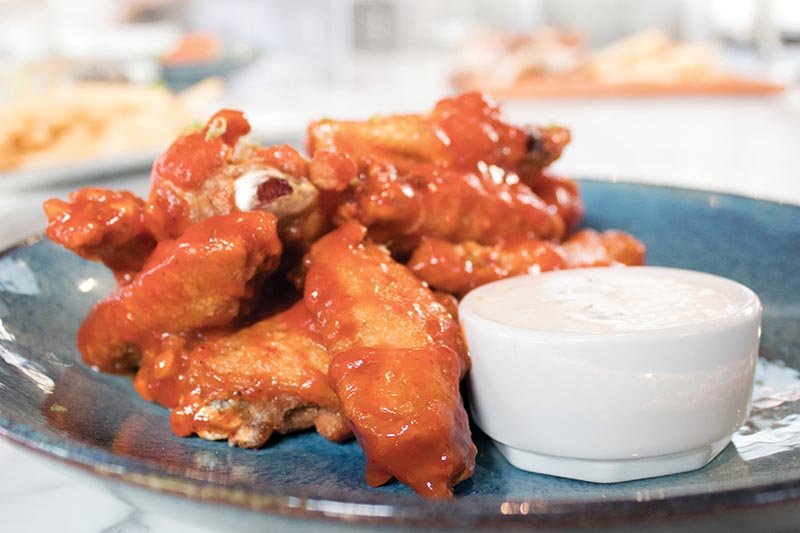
[1, 180, 799, 531]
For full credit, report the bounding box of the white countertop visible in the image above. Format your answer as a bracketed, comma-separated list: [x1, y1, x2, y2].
[0, 439, 209, 533]
[1, 68, 799, 531]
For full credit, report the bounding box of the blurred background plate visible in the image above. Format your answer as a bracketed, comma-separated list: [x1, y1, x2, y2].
[1, 181, 799, 532]
[0, 150, 159, 191]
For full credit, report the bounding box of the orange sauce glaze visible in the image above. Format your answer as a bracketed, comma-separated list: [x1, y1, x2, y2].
[527, 173, 585, 235]
[133, 332, 205, 408]
[167, 300, 339, 438]
[77, 211, 282, 373]
[308, 93, 567, 250]
[345, 161, 565, 253]
[253, 144, 310, 178]
[308, 149, 358, 191]
[307, 92, 532, 172]
[43, 188, 156, 284]
[304, 222, 476, 498]
[430, 91, 531, 170]
[408, 229, 646, 297]
[408, 236, 567, 297]
[327, 345, 472, 497]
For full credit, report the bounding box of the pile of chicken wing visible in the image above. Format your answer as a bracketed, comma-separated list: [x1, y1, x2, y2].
[44, 92, 645, 498]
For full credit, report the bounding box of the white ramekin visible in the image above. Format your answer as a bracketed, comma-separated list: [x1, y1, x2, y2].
[459, 267, 762, 483]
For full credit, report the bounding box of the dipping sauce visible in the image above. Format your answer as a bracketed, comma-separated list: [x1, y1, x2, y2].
[459, 266, 762, 483]
[468, 267, 758, 334]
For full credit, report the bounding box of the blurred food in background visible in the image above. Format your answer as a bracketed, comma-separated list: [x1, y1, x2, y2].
[162, 33, 222, 65]
[0, 78, 222, 173]
[0, 0, 797, 197]
[454, 28, 786, 97]
[160, 32, 257, 91]
[586, 30, 726, 84]
[457, 27, 586, 87]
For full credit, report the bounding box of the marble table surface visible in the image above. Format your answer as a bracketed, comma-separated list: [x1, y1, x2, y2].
[0, 89, 799, 532]
[0, 440, 207, 533]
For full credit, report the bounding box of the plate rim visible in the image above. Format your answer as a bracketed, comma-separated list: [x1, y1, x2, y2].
[1, 180, 800, 528]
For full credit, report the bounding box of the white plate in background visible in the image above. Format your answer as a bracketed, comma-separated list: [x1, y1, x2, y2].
[0, 151, 159, 191]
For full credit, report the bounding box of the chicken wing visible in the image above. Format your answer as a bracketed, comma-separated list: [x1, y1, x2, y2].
[409, 229, 646, 297]
[163, 299, 350, 447]
[45, 110, 334, 288]
[307, 93, 573, 250]
[146, 109, 327, 249]
[43, 188, 156, 283]
[145, 109, 251, 239]
[303, 222, 476, 498]
[77, 211, 282, 372]
[335, 161, 564, 253]
[408, 236, 566, 297]
[307, 91, 565, 172]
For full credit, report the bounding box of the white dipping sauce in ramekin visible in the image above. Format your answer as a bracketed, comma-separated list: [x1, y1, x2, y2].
[459, 266, 762, 483]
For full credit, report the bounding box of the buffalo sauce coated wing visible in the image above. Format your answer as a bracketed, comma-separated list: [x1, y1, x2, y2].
[336, 161, 564, 253]
[78, 211, 282, 372]
[43, 188, 156, 283]
[408, 236, 567, 297]
[307, 92, 572, 250]
[308, 92, 530, 170]
[308, 91, 568, 172]
[303, 222, 476, 498]
[409, 229, 646, 297]
[45, 109, 338, 288]
[43, 113, 322, 284]
[166, 300, 350, 448]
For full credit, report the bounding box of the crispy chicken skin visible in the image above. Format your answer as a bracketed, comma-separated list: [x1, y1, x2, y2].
[409, 229, 646, 297]
[165, 300, 350, 448]
[303, 222, 476, 498]
[307, 92, 571, 250]
[43, 188, 156, 283]
[77, 211, 282, 372]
